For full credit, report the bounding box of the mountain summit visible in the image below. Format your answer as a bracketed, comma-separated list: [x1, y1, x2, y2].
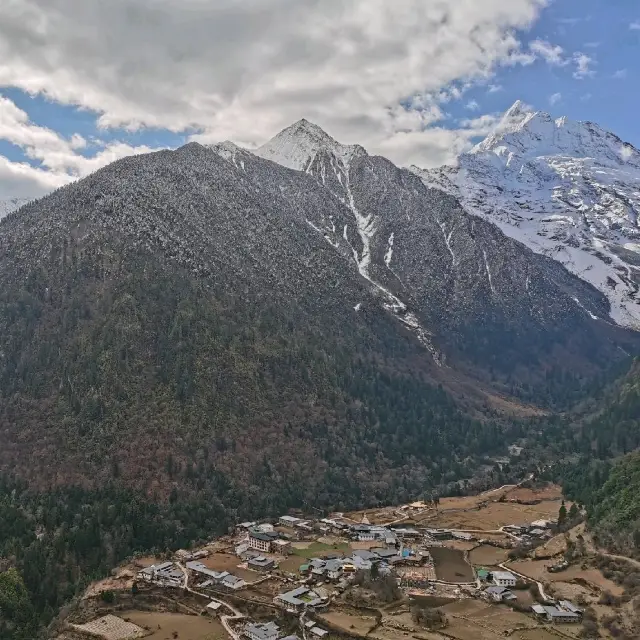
[254, 118, 367, 171]
[413, 101, 640, 328]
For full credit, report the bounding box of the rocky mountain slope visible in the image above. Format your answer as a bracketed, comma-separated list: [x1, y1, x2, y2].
[412, 101, 640, 330]
[0, 124, 638, 503]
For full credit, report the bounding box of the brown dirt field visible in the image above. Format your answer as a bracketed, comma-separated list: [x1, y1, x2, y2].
[513, 630, 566, 640]
[430, 548, 474, 583]
[279, 556, 305, 573]
[503, 485, 563, 502]
[437, 600, 536, 640]
[122, 611, 225, 640]
[132, 556, 165, 568]
[467, 545, 510, 566]
[547, 580, 593, 601]
[349, 541, 382, 550]
[508, 561, 624, 596]
[319, 610, 378, 636]
[200, 554, 257, 582]
[442, 540, 478, 552]
[346, 507, 401, 525]
[291, 541, 313, 549]
[533, 523, 589, 559]
[421, 500, 564, 531]
[83, 569, 136, 599]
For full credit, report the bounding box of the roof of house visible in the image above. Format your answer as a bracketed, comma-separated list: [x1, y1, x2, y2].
[371, 548, 398, 558]
[249, 556, 274, 567]
[324, 559, 345, 572]
[532, 604, 546, 615]
[492, 571, 516, 580]
[559, 600, 582, 613]
[352, 550, 376, 560]
[310, 627, 328, 637]
[276, 587, 324, 607]
[245, 621, 280, 640]
[207, 601, 223, 610]
[249, 531, 276, 542]
[222, 575, 245, 587]
[544, 606, 580, 619]
[280, 515, 301, 523]
[485, 586, 509, 595]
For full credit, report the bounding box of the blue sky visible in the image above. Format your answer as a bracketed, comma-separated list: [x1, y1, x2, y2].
[0, 0, 639, 199]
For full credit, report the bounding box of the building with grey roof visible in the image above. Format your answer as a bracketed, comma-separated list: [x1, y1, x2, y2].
[559, 600, 582, 614]
[274, 586, 327, 612]
[244, 621, 281, 640]
[485, 586, 517, 602]
[532, 605, 581, 623]
[248, 556, 276, 571]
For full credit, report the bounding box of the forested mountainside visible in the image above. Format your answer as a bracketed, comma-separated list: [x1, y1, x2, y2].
[2, 130, 637, 503]
[0, 141, 510, 508]
[1, 121, 640, 637]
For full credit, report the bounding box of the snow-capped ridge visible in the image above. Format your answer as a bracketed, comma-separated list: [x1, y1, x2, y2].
[471, 101, 640, 170]
[254, 119, 367, 171]
[412, 100, 640, 329]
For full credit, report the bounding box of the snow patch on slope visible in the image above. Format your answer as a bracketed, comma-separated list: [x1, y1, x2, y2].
[0, 198, 29, 219]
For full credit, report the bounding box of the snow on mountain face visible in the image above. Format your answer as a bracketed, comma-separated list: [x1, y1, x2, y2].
[210, 118, 640, 394]
[254, 119, 367, 171]
[0, 198, 29, 219]
[412, 101, 640, 329]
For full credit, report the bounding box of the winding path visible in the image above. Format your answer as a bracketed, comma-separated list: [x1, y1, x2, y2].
[498, 562, 551, 601]
[176, 561, 245, 640]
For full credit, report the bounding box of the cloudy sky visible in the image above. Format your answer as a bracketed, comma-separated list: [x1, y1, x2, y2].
[0, 0, 639, 199]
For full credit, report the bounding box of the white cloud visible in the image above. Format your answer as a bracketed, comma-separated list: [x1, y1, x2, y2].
[0, 0, 549, 185]
[580, 93, 592, 102]
[0, 94, 160, 197]
[630, 22, 640, 30]
[573, 53, 595, 79]
[487, 84, 503, 93]
[465, 100, 480, 111]
[548, 92, 562, 105]
[529, 39, 566, 65]
[613, 69, 628, 80]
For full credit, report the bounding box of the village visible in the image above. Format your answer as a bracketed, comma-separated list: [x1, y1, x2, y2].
[54, 483, 640, 640]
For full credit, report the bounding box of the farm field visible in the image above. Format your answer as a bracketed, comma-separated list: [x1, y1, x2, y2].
[467, 545, 510, 566]
[429, 547, 474, 583]
[438, 599, 536, 640]
[200, 553, 257, 582]
[123, 611, 226, 640]
[418, 500, 564, 531]
[508, 560, 624, 595]
[319, 610, 378, 636]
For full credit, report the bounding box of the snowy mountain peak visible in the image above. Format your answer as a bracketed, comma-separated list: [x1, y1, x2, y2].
[412, 101, 640, 329]
[255, 119, 367, 171]
[471, 102, 640, 170]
